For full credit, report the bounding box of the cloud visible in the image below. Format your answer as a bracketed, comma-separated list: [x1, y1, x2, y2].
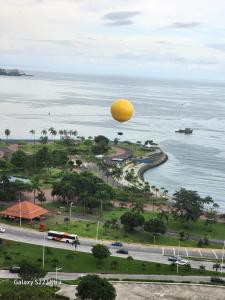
[103, 11, 141, 26]
[171, 22, 201, 28]
[207, 43, 225, 52]
[105, 20, 133, 26]
[23, 39, 73, 47]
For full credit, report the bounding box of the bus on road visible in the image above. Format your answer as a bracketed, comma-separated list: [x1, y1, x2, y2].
[47, 230, 78, 244]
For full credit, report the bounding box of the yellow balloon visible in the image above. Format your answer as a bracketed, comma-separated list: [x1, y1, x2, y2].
[111, 99, 134, 122]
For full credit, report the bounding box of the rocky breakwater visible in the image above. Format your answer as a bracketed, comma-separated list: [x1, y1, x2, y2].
[137, 149, 168, 181]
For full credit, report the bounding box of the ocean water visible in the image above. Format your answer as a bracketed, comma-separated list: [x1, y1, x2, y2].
[0, 71, 225, 209]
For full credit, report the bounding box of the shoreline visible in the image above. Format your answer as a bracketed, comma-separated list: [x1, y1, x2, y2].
[137, 151, 168, 182]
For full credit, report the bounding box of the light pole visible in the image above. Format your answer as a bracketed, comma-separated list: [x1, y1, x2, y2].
[221, 241, 225, 274]
[177, 240, 180, 274]
[42, 234, 46, 269]
[69, 203, 74, 222]
[19, 196, 22, 227]
[55, 267, 62, 281]
[95, 199, 103, 244]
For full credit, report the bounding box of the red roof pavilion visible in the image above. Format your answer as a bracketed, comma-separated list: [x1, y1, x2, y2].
[0, 201, 48, 220]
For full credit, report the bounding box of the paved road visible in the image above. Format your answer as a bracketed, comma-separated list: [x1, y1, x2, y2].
[0, 269, 213, 283]
[0, 224, 225, 272]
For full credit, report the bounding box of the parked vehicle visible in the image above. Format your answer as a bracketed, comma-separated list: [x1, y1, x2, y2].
[116, 249, 128, 255]
[9, 266, 21, 273]
[211, 277, 225, 283]
[0, 227, 5, 233]
[111, 242, 123, 247]
[175, 259, 188, 266]
[168, 256, 179, 262]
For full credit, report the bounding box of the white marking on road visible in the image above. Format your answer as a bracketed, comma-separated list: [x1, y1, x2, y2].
[198, 249, 203, 257]
[185, 248, 189, 257]
[212, 250, 218, 259]
[162, 247, 164, 256]
[173, 248, 175, 256]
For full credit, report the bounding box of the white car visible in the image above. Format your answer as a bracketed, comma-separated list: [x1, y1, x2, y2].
[175, 259, 188, 266]
[0, 227, 6, 233]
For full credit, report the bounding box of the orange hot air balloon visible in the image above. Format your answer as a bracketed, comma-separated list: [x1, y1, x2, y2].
[111, 98, 134, 122]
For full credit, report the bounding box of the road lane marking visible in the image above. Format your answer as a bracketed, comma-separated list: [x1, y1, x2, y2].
[198, 249, 203, 257]
[173, 248, 175, 256]
[212, 250, 218, 259]
[185, 248, 189, 257]
[162, 247, 164, 255]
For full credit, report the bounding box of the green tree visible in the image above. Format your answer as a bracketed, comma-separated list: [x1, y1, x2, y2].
[213, 263, 221, 272]
[72, 239, 80, 251]
[19, 260, 47, 280]
[120, 211, 145, 232]
[36, 190, 46, 203]
[31, 176, 40, 203]
[76, 274, 116, 300]
[11, 150, 29, 170]
[172, 188, 215, 223]
[4, 129, 10, 141]
[132, 200, 145, 214]
[91, 244, 110, 265]
[111, 260, 119, 270]
[29, 129, 36, 144]
[144, 218, 167, 237]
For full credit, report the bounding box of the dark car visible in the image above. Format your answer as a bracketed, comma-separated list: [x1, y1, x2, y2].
[211, 277, 225, 283]
[116, 249, 128, 255]
[111, 242, 123, 247]
[9, 266, 21, 273]
[168, 256, 180, 262]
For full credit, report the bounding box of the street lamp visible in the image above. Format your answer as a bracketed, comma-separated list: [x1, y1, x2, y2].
[176, 240, 180, 274]
[55, 267, 62, 281]
[95, 199, 103, 244]
[19, 196, 22, 227]
[42, 234, 46, 269]
[221, 241, 225, 274]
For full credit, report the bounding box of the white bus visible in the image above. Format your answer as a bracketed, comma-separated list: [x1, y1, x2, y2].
[47, 230, 78, 244]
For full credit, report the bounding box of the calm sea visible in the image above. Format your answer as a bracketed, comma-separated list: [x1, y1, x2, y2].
[0, 71, 225, 209]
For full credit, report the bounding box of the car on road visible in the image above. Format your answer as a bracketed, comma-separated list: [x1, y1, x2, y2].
[116, 249, 128, 255]
[0, 227, 5, 233]
[9, 266, 20, 273]
[168, 256, 180, 262]
[111, 242, 123, 247]
[175, 259, 188, 266]
[211, 277, 225, 283]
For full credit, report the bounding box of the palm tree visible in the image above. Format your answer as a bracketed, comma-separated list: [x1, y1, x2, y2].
[213, 263, 221, 272]
[31, 176, 40, 203]
[52, 129, 57, 141]
[29, 129, 35, 144]
[72, 239, 80, 252]
[132, 200, 145, 214]
[59, 130, 64, 139]
[199, 265, 205, 273]
[4, 129, 10, 141]
[111, 260, 119, 270]
[41, 129, 47, 136]
[48, 127, 55, 140]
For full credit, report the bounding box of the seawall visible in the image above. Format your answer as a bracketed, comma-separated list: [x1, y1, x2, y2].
[138, 152, 168, 182]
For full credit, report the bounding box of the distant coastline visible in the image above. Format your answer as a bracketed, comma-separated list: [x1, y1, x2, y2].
[0, 68, 32, 77]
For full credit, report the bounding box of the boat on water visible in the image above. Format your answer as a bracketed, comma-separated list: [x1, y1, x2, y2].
[175, 128, 193, 134]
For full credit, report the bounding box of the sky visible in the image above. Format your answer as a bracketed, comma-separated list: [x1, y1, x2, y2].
[0, 0, 225, 80]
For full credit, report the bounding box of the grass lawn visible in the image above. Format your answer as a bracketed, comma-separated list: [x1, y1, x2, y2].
[167, 217, 225, 241]
[43, 218, 222, 248]
[19, 142, 68, 154]
[36, 204, 224, 248]
[0, 240, 222, 276]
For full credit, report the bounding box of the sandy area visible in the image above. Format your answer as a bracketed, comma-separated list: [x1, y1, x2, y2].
[114, 283, 225, 300]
